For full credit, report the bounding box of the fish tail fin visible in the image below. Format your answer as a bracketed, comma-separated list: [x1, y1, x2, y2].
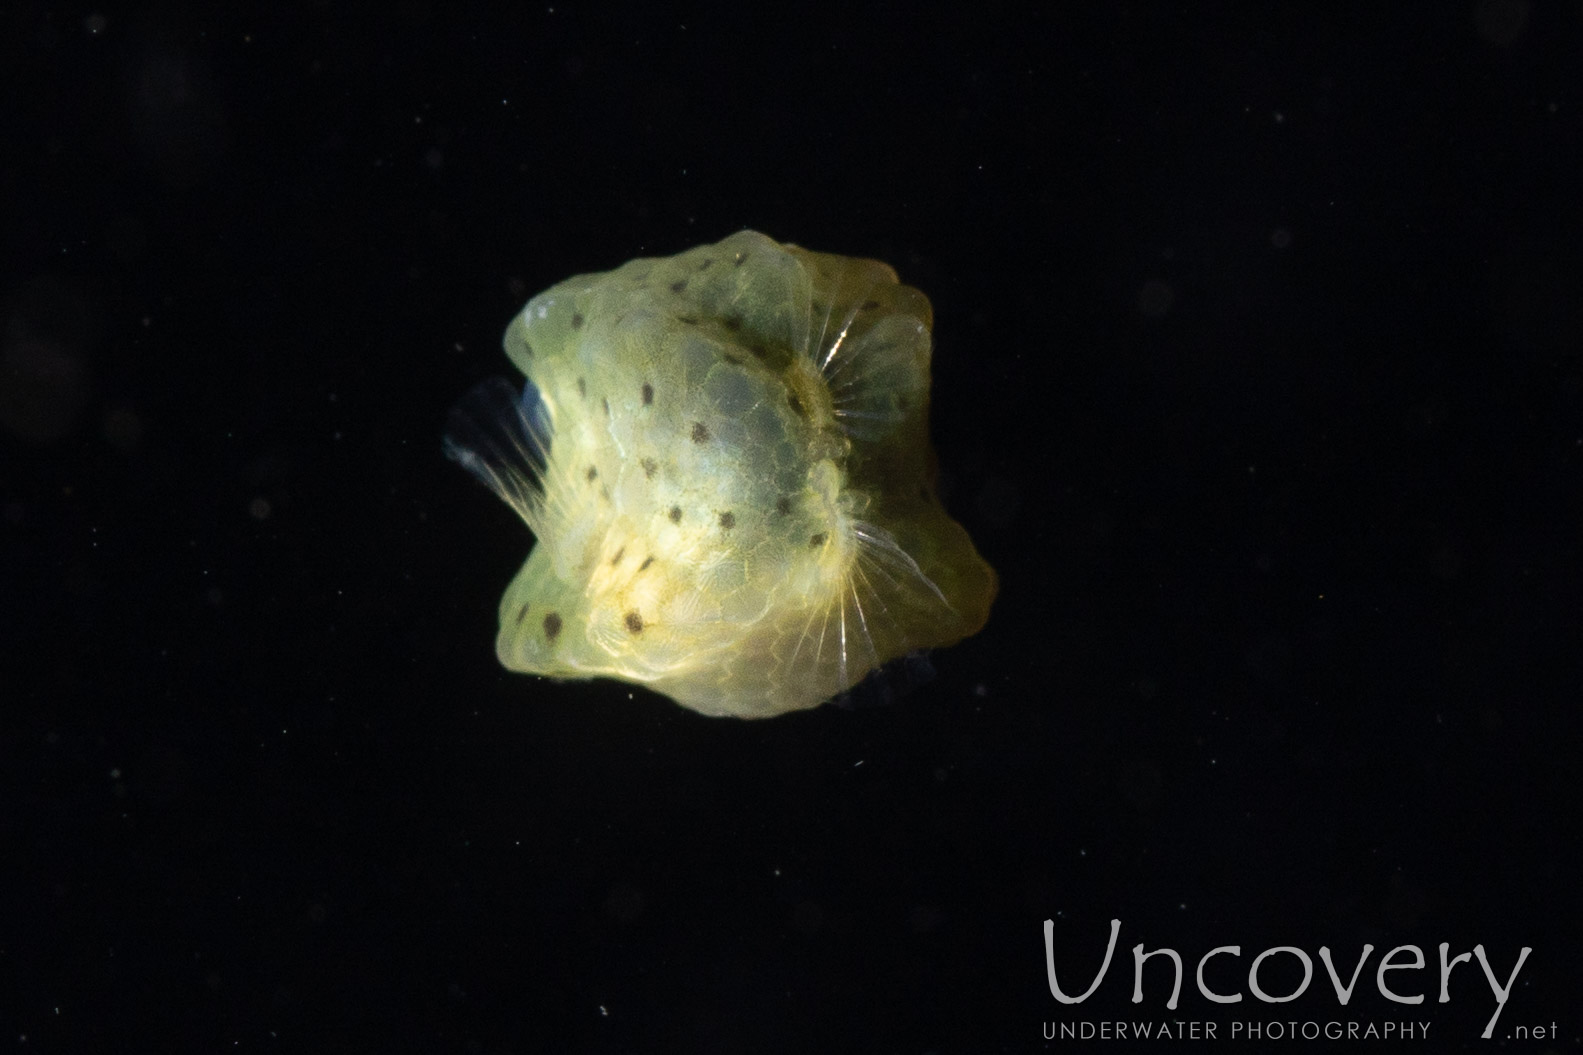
[443, 376, 556, 534]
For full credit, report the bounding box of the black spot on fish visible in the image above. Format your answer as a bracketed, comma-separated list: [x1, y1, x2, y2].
[810, 532, 828, 547]
[670, 279, 687, 294]
[776, 496, 793, 515]
[624, 610, 644, 633]
[577, 377, 587, 398]
[641, 457, 658, 479]
[719, 511, 736, 530]
[668, 506, 682, 523]
[610, 546, 625, 566]
[571, 312, 585, 328]
[639, 556, 655, 571]
[585, 465, 598, 482]
[543, 612, 562, 641]
[641, 382, 654, 406]
[515, 603, 530, 625]
[691, 421, 710, 443]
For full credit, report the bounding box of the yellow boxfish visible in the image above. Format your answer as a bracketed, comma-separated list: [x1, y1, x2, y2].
[446, 231, 995, 718]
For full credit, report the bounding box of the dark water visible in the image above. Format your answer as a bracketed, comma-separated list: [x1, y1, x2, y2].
[4, 4, 1579, 1051]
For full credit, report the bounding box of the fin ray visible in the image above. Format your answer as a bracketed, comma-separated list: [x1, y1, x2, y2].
[443, 377, 554, 529]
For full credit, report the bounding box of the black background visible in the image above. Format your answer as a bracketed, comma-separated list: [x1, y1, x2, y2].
[4, 3, 1580, 1052]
